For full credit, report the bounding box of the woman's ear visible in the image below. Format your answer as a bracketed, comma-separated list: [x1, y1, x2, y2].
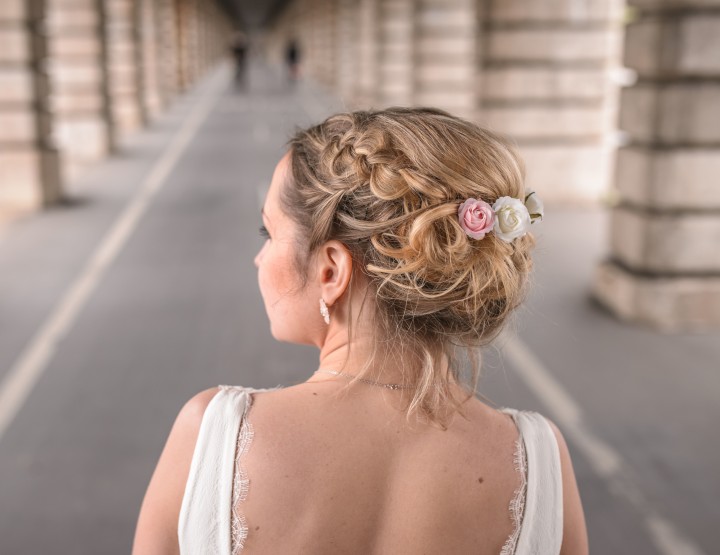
[316, 240, 353, 306]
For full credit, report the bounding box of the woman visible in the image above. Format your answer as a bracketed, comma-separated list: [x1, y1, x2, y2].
[132, 107, 588, 554]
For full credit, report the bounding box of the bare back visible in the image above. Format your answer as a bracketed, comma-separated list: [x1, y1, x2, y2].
[237, 382, 524, 554]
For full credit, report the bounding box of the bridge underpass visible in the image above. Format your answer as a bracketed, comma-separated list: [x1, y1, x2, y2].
[0, 58, 717, 554]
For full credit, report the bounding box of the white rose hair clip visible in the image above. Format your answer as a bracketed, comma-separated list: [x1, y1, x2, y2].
[457, 191, 544, 243]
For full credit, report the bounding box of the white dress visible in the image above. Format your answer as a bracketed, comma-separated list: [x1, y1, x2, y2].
[178, 385, 563, 554]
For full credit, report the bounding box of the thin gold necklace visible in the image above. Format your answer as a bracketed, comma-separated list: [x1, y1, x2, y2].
[313, 369, 416, 390]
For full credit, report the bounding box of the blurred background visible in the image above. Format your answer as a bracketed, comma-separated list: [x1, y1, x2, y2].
[0, 0, 718, 553]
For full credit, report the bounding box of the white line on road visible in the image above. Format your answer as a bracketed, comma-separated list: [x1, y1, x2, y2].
[500, 330, 705, 555]
[0, 66, 228, 446]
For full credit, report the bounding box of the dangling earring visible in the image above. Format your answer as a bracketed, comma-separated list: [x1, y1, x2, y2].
[319, 298, 330, 325]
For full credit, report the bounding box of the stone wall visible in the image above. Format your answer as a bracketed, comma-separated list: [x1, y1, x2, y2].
[0, 0, 234, 218]
[0, 0, 62, 215]
[262, 0, 621, 203]
[480, 0, 623, 202]
[592, 0, 720, 330]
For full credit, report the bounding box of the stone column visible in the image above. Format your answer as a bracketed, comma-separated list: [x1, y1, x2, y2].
[313, 0, 337, 88]
[175, 0, 190, 91]
[46, 0, 114, 181]
[156, 0, 180, 103]
[139, 0, 162, 119]
[356, 0, 380, 106]
[336, 0, 360, 105]
[0, 0, 62, 215]
[414, 0, 476, 119]
[479, 0, 623, 202]
[106, 0, 145, 136]
[182, 0, 200, 87]
[376, 0, 416, 107]
[592, 1, 720, 331]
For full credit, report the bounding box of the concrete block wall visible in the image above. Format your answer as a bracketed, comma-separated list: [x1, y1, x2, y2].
[592, 0, 720, 331]
[0, 0, 62, 216]
[0, 0, 234, 219]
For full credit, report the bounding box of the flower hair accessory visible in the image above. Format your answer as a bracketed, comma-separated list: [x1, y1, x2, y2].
[457, 191, 544, 243]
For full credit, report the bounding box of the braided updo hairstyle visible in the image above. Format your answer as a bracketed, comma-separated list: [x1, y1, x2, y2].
[284, 107, 536, 430]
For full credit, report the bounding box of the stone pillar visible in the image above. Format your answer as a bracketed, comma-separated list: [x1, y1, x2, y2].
[314, 0, 337, 88]
[0, 0, 63, 215]
[156, 0, 180, 103]
[336, 0, 360, 105]
[376, 0, 416, 107]
[356, 0, 380, 106]
[139, 0, 162, 119]
[414, 0, 476, 118]
[180, 0, 200, 87]
[592, 1, 720, 331]
[46, 0, 114, 181]
[106, 0, 145, 136]
[479, 0, 623, 202]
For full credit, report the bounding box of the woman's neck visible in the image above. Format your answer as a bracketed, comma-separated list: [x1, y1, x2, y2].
[308, 325, 445, 387]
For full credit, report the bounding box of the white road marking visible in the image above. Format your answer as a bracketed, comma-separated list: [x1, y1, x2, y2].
[0, 67, 228, 445]
[500, 330, 706, 555]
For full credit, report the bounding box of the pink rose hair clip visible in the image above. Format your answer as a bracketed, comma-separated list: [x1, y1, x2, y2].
[458, 191, 544, 243]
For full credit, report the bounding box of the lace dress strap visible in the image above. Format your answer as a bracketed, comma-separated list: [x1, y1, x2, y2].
[228, 385, 282, 554]
[498, 408, 564, 555]
[177, 385, 280, 555]
[499, 409, 528, 555]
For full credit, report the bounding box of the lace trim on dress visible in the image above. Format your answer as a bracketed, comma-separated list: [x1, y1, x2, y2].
[499, 429, 528, 555]
[230, 391, 254, 555]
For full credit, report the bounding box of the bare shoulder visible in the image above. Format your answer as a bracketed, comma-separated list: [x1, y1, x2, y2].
[180, 386, 223, 426]
[131, 387, 221, 555]
[544, 418, 589, 555]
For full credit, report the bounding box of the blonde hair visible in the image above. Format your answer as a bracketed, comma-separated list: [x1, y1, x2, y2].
[284, 107, 536, 430]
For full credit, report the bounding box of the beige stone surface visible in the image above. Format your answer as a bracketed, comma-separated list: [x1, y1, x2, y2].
[0, 111, 35, 142]
[619, 84, 720, 144]
[47, 4, 97, 29]
[489, 28, 613, 61]
[625, 16, 720, 76]
[659, 84, 720, 143]
[0, 27, 30, 63]
[52, 92, 104, 113]
[416, 64, 474, 85]
[484, 106, 605, 138]
[611, 207, 720, 273]
[414, 90, 475, 112]
[0, 150, 42, 210]
[55, 119, 109, 160]
[518, 144, 611, 202]
[0, 0, 25, 21]
[482, 67, 606, 100]
[48, 62, 102, 87]
[592, 259, 720, 331]
[417, 4, 473, 30]
[49, 35, 102, 57]
[629, 0, 720, 6]
[616, 147, 720, 209]
[0, 68, 33, 102]
[417, 35, 474, 57]
[617, 85, 657, 142]
[490, 0, 619, 21]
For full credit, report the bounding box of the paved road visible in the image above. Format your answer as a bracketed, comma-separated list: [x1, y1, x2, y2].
[0, 60, 717, 554]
